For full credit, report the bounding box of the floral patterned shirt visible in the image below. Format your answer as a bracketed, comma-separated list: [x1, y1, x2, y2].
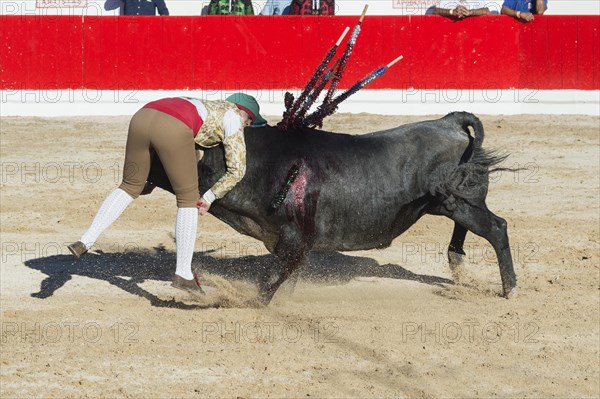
[194, 100, 247, 202]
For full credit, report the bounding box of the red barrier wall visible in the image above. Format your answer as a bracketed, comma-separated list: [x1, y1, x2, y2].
[1, 15, 598, 90]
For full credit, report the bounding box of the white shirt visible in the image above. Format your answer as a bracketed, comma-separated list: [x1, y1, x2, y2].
[438, 0, 489, 9]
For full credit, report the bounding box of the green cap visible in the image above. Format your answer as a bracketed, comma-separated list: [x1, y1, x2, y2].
[226, 93, 267, 126]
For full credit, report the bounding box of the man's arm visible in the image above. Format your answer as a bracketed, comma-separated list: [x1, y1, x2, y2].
[502, 4, 534, 21]
[432, 6, 451, 16]
[155, 0, 169, 15]
[433, 5, 470, 18]
[205, 133, 247, 201]
[469, 7, 489, 16]
[536, 0, 547, 14]
[202, 110, 247, 203]
[434, 5, 488, 17]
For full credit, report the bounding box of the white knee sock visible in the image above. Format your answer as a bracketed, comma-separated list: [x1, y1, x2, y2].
[174, 208, 198, 280]
[80, 188, 134, 249]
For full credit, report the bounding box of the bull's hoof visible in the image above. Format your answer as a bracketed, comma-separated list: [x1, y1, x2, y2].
[256, 290, 275, 307]
[503, 286, 518, 299]
[448, 251, 465, 271]
[246, 297, 269, 308]
[277, 271, 299, 297]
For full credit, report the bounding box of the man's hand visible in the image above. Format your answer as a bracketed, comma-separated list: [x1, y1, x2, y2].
[518, 11, 535, 21]
[454, 5, 469, 18]
[197, 198, 211, 216]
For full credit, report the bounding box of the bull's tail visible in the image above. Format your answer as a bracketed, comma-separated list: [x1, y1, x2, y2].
[436, 112, 509, 203]
[443, 111, 485, 154]
[464, 112, 485, 150]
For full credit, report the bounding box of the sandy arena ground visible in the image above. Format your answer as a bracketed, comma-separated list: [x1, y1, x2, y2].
[0, 113, 599, 398]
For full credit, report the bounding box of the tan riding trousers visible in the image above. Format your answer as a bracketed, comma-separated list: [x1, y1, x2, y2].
[119, 108, 199, 208]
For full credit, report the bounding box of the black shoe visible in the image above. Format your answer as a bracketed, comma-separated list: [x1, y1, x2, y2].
[68, 241, 88, 259]
[172, 274, 205, 296]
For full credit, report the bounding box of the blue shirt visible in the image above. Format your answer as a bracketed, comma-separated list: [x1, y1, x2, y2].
[502, 0, 547, 13]
[260, 0, 291, 14]
[123, 0, 170, 15]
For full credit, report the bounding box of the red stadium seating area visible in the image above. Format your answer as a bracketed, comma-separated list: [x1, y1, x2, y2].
[1, 15, 598, 91]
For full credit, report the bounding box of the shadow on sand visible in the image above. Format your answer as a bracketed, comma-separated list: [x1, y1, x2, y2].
[24, 247, 453, 309]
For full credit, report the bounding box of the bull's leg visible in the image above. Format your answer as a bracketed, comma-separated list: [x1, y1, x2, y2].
[448, 223, 468, 272]
[277, 263, 303, 297]
[259, 252, 308, 305]
[433, 202, 516, 298]
[257, 255, 304, 298]
[258, 227, 312, 305]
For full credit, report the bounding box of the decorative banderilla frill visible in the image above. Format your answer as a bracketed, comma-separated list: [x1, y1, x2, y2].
[322, 5, 368, 107]
[292, 58, 341, 124]
[271, 5, 404, 213]
[279, 27, 350, 131]
[269, 162, 301, 211]
[277, 5, 403, 131]
[303, 55, 403, 129]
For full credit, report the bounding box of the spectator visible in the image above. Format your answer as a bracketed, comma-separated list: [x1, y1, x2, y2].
[290, 0, 334, 15]
[208, 0, 254, 15]
[502, 0, 547, 22]
[261, 0, 291, 15]
[123, 0, 169, 15]
[433, 0, 490, 18]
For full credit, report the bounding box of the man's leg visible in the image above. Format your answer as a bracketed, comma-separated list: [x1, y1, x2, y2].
[149, 112, 202, 293]
[69, 109, 153, 257]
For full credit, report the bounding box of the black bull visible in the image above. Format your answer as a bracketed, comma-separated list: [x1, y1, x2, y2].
[147, 112, 516, 304]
